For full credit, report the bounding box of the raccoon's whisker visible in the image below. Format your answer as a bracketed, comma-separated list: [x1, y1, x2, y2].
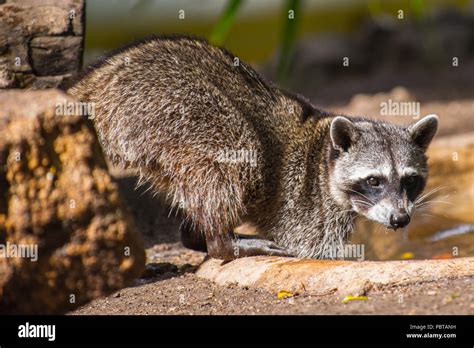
[418, 200, 454, 207]
[415, 185, 445, 202]
[416, 192, 451, 204]
[350, 199, 373, 208]
[351, 199, 371, 204]
[415, 200, 454, 208]
[412, 204, 432, 213]
[415, 186, 448, 204]
[415, 190, 438, 206]
[345, 189, 376, 205]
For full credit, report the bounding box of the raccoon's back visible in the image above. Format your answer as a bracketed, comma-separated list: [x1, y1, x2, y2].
[68, 36, 282, 169]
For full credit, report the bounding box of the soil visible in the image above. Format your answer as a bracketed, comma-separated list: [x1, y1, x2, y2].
[71, 60, 474, 316]
[73, 274, 473, 315]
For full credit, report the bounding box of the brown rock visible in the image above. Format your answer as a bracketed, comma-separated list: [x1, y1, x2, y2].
[30, 37, 82, 76]
[29, 75, 70, 89]
[0, 90, 145, 314]
[0, 3, 70, 36]
[0, 34, 8, 55]
[0, 0, 84, 89]
[197, 256, 474, 298]
[8, 0, 87, 36]
[0, 57, 15, 88]
[7, 43, 31, 73]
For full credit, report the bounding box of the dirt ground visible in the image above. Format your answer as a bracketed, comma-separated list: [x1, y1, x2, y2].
[73, 273, 473, 315]
[71, 62, 474, 316]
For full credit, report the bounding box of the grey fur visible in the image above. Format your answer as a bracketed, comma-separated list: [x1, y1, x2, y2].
[68, 36, 438, 259]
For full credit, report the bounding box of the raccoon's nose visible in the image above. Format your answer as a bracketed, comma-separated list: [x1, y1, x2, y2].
[390, 213, 411, 229]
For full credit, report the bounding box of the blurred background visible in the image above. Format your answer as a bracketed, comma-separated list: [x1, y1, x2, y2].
[84, 0, 474, 261]
[84, 0, 474, 97]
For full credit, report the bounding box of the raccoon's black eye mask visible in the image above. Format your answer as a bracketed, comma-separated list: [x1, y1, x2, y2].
[346, 172, 425, 200]
[401, 175, 425, 201]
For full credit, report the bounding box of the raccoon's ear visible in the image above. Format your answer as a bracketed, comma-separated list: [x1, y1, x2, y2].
[409, 114, 439, 150]
[330, 116, 357, 152]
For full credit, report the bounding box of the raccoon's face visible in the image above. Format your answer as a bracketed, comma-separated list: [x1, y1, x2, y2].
[328, 114, 439, 230]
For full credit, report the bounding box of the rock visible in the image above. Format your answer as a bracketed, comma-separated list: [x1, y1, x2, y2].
[0, 4, 70, 37]
[7, 0, 85, 36]
[29, 75, 71, 89]
[197, 256, 474, 298]
[0, 0, 84, 89]
[0, 57, 15, 88]
[0, 35, 8, 55]
[179, 263, 198, 274]
[0, 89, 145, 314]
[30, 37, 83, 76]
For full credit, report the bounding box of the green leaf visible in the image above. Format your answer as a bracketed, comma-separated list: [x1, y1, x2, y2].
[210, 0, 244, 46]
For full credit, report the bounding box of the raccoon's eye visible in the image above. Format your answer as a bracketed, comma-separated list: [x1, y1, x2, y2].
[404, 175, 418, 187]
[366, 177, 380, 187]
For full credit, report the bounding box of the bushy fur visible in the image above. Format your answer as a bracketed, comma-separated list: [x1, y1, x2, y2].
[68, 35, 436, 259]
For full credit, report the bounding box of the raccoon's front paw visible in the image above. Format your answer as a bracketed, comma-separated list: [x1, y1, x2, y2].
[234, 238, 293, 258]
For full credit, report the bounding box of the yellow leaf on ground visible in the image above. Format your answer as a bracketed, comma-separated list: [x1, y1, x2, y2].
[400, 252, 414, 260]
[342, 295, 368, 303]
[277, 290, 294, 299]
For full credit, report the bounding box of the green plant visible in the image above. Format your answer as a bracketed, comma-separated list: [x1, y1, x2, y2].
[276, 0, 302, 85]
[210, 0, 302, 85]
[210, 0, 244, 45]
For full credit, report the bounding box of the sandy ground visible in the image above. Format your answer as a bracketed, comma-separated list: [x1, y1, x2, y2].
[71, 64, 474, 315]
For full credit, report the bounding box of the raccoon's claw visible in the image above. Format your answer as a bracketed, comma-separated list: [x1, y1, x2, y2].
[234, 238, 293, 258]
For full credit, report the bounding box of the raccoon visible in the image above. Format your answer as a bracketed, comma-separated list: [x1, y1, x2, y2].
[68, 35, 438, 260]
